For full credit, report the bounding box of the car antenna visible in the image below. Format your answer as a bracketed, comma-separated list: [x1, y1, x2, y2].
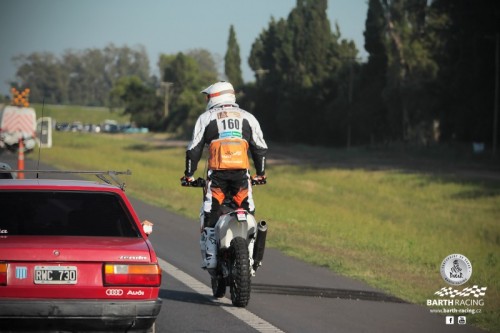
[95, 170, 132, 190]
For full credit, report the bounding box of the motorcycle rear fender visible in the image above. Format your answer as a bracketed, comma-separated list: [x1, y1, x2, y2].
[216, 212, 257, 249]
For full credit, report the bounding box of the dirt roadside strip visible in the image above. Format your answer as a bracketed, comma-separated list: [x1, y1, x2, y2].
[142, 136, 500, 182]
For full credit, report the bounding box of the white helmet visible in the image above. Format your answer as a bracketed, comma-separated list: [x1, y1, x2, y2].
[201, 81, 236, 109]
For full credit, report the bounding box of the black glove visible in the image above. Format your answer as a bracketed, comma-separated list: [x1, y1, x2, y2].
[251, 174, 267, 185]
[180, 175, 195, 186]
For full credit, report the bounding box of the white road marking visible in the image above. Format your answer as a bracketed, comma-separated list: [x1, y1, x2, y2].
[158, 258, 285, 333]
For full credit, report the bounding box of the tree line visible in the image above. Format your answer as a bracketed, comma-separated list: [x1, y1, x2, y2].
[11, 44, 150, 107]
[8, 0, 500, 147]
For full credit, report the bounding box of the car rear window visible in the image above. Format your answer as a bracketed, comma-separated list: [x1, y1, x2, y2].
[0, 191, 140, 237]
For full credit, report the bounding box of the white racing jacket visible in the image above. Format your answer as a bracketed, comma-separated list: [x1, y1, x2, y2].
[185, 104, 267, 177]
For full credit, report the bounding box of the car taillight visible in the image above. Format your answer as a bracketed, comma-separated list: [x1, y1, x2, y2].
[103, 264, 161, 287]
[0, 263, 7, 286]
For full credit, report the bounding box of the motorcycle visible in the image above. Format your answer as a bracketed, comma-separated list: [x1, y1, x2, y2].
[182, 176, 267, 307]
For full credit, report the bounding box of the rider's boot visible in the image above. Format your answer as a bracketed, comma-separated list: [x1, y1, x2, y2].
[202, 227, 217, 269]
[199, 232, 207, 269]
[199, 211, 207, 268]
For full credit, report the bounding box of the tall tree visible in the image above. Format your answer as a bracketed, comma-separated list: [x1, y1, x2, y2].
[187, 49, 219, 82]
[224, 25, 243, 89]
[13, 52, 68, 104]
[429, 0, 500, 144]
[356, 0, 389, 144]
[161, 51, 217, 136]
[380, 0, 438, 143]
[110, 76, 163, 130]
[248, 17, 289, 140]
[287, 0, 335, 89]
[248, 0, 354, 144]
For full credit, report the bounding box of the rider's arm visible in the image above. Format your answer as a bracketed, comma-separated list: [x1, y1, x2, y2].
[185, 113, 209, 177]
[245, 113, 268, 176]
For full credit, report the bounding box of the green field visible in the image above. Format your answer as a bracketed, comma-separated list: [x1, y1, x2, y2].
[27, 104, 500, 332]
[35, 104, 129, 125]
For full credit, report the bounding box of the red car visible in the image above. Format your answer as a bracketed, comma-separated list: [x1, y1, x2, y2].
[0, 176, 162, 332]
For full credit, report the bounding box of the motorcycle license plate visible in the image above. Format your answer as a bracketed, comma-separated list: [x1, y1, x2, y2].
[34, 266, 77, 284]
[236, 211, 247, 221]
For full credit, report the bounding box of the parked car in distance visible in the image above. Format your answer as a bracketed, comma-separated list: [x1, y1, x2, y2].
[0, 173, 162, 332]
[55, 122, 70, 131]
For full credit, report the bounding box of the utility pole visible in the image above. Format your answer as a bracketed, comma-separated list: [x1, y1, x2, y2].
[347, 59, 354, 149]
[493, 33, 499, 156]
[161, 82, 173, 118]
[341, 56, 360, 148]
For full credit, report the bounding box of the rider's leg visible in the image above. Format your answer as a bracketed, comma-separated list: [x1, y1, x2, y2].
[200, 175, 225, 269]
[203, 173, 225, 228]
[231, 171, 255, 213]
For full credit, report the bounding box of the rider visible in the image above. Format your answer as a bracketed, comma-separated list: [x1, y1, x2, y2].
[181, 81, 268, 269]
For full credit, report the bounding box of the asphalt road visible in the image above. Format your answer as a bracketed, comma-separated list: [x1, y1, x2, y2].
[136, 198, 486, 333]
[0, 152, 487, 333]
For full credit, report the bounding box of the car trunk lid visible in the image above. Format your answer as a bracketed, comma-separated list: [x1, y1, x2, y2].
[0, 236, 151, 262]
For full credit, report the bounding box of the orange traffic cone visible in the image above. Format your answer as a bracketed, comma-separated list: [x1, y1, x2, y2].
[18, 138, 25, 179]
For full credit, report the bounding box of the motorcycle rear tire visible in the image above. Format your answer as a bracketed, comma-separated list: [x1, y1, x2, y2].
[211, 275, 226, 298]
[229, 237, 251, 307]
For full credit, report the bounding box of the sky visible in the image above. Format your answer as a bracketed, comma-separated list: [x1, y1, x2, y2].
[0, 0, 368, 96]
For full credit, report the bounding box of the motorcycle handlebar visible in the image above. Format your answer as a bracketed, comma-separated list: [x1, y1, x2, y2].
[181, 177, 267, 187]
[181, 177, 206, 187]
[251, 178, 267, 186]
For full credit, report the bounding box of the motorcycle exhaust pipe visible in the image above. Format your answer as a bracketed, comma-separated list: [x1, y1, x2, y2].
[252, 221, 267, 269]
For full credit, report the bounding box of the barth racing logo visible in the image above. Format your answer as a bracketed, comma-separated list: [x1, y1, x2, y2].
[434, 286, 487, 298]
[427, 255, 487, 316]
[440, 254, 472, 285]
[427, 286, 487, 307]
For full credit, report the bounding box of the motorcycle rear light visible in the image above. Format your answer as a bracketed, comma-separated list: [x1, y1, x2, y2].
[103, 264, 161, 287]
[0, 263, 7, 286]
